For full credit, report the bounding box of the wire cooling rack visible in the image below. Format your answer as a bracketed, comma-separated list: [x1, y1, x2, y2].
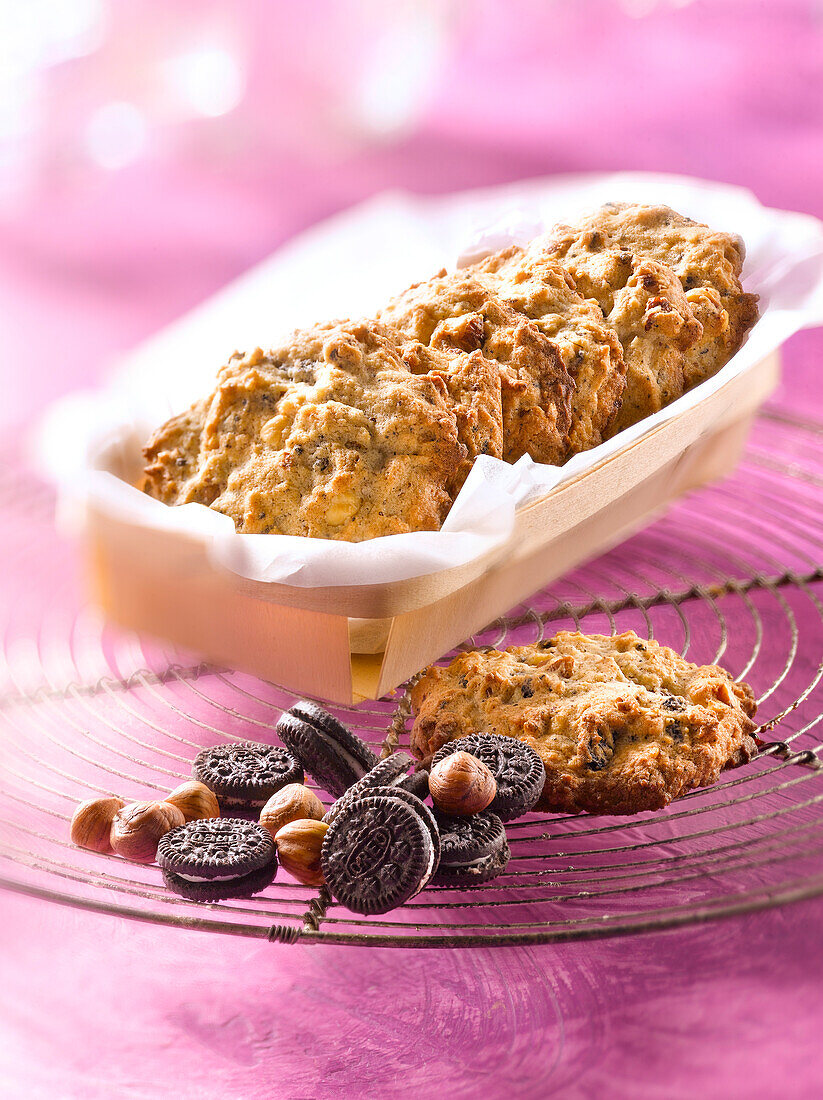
[1, 407, 822, 948]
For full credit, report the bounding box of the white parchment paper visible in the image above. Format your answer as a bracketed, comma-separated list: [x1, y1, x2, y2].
[37, 172, 823, 587]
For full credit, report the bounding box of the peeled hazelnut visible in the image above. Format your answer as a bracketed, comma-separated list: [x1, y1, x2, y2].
[429, 752, 496, 816]
[166, 780, 220, 822]
[110, 801, 185, 863]
[260, 783, 325, 840]
[70, 796, 126, 853]
[275, 819, 328, 886]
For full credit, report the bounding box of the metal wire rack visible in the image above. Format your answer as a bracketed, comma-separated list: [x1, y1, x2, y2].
[1, 407, 822, 948]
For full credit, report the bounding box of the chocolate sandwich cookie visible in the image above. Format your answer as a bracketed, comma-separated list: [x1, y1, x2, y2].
[433, 809, 510, 886]
[325, 779, 441, 875]
[158, 818, 277, 901]
[193, 742, 303, 813]
[431, 735, 545, 821]
[276, 701, 379, 799]
[323, 752, 416, 822]
[399, 769, 430, 801]
[321, 793, 437, 914]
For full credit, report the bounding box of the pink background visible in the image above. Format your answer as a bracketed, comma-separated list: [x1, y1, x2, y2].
[2, 2, 823, 1096]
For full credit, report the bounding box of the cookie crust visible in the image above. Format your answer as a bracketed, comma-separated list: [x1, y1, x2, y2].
[410, 631, 758, 815]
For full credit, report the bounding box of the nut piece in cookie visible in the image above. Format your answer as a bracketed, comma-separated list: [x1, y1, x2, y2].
[379, 271, 574, 465]
[411, 631, 758, 815]
[142, 320, 466, 541]
[400, 341, 503, 492]
[546, 203, 759, 429]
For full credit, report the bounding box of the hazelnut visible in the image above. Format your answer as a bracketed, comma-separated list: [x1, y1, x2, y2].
[275, 819, 328, 886]
[429, 751, 496, 816]
[110, 801, 185, 863]
[70, 796, 126, 853]
[260, 783, 325, 840]
[166, 780, 220, 822]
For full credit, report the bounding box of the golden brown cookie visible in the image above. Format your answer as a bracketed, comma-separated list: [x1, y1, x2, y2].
[410, 630, 758, 815]
[399, 341, 503, 491]
[547, 203, 759, 430]
[467, 243, 627, 453]
[604, 257, 704, 429]
[142, 320, 467, 540]
[379, 271, 574, 464]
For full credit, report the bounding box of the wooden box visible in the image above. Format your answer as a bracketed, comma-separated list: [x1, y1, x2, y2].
[85, 352, 779, 704]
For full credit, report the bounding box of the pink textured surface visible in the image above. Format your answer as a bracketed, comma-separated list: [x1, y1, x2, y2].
[2, 3, 823, 1097]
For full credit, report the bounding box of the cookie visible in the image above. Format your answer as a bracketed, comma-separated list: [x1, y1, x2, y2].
[467, 243, 627, 453]
[411, 630, 758, 815]
[158, 818, 277, 901]
[325, 779, 441, 874]
[400, 341, 504, 492]
[431, 734, 545, 821]
[193, 742, 303, 812]
[322, 751, 416, 824]
[398, 768, 430, 801]
[546, 203, 759, 430]
[321, 793, 437, 914]
[380, 271, 574, 465]
[142, 320, 466, 540]
[432, 809, 510, 886]
[276, 701, 379, 799]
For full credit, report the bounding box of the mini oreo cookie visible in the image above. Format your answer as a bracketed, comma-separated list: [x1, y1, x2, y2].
[276, 701, 379, 799]
[323, 752, 415, 823]
[321, 794, 436, 914]
[193, 742, 303, 812]
[399, 768, 430, 801]
[158, 818, 277, 901]
[431, 735, 545, 821]
[325, 781, 441, 876]
[433, 809, 510, 886]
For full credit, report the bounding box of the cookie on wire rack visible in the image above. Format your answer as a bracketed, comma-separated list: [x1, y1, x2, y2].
[193, 742, 303, 813]
[158, 818, 277, 901]
[276, 701, 380, 799]
[321, 793, 438, 914]
[411, 630, 758, 815]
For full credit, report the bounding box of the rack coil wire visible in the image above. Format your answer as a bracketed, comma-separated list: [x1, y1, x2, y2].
[1, 408, 822, 948]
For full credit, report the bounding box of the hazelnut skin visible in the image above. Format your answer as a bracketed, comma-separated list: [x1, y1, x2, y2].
[110, 801, 185, 863]
[70, 796, 126, 853]
[275, 819, 329, 886]
[166, 780, 220, 822]
[429, 752, 496, 816]
[260, 783, 325, 840]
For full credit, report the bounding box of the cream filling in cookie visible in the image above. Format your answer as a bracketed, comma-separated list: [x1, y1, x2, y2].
[440, 855, 490, 870]
[313, 730, 370, 778]
[175, 869, 247, 883]
[411, 833, 437, 898]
